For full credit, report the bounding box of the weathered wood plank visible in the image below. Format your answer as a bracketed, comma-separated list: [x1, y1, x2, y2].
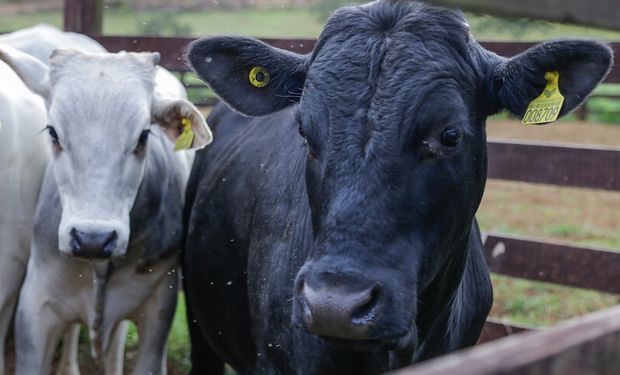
[487, 139, 620, 191]
[63, 0, 79, 32]
[80, 0, 103, 34]
[63, 0, 102, 33]
[483, 233, 620, 294]
[390, 304, 620, 375]
[93, 36, 315, 71]
[424, 0, 620, 30]
[478, 318, 535, 344]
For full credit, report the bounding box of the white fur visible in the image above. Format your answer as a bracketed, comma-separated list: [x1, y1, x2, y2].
[0, 42, 210, 374]
[0, 24, 106, 63]
[0, 59, 50, 375]
[1, 25, 207, 375]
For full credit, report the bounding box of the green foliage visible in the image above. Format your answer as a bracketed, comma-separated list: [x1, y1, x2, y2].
[469, 14, 551, 39]
[136, 8, 193, 36]
[168, 294, 192, 372]
[311, 0, 360, 22]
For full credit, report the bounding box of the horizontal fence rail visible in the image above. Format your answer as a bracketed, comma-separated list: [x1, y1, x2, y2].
[391, 304, 620, 375]
[483, 233, 620, 294]
[92, 36, 620, 84]
[487, 139, 620, 191]
[478, 318, 536, 344]
[93, 36, 316, 71]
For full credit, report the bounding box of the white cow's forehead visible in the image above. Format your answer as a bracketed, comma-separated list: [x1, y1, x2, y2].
[47, 50, 157, 136]
[48, 49, 157, 92]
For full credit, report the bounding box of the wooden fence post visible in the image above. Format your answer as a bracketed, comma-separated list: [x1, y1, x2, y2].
[64, 0, 103, 34]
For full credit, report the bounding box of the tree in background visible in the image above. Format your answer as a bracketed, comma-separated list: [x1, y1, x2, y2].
[312, 0, 358, 21]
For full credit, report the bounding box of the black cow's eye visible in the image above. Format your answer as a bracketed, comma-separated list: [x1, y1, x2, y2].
[440, 127, 462, 147]
[46, 125, 59, 145]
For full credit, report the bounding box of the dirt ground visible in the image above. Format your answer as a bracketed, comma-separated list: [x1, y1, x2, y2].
[482, 119, 620, 248]
[482, 119, 620, 326]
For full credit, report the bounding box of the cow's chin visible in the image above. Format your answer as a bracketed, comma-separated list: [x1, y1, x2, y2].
[319, 330, 414, 352]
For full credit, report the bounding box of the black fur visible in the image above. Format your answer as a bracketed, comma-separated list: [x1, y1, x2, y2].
[183, 1, 612, 374]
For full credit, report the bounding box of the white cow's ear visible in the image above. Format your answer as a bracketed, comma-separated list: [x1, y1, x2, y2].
[151, 95, 213, 150]
[0, 45, 50, 99]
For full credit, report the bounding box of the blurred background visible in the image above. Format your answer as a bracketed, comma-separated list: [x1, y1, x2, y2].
[1, 1, 619, 374]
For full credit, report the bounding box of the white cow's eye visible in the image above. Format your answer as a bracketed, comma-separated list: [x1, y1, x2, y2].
[46, 125, 59, 144]
[138, 129, 150, 145]
[134, 129, 151, 154]
[45, 125, 62, 151]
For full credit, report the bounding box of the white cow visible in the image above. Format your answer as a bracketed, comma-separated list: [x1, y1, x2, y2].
[0, 25, 107, 375]
[1, 25, 197, 374]
[0, 24, 196, 185]
[0, 60, 50, 375]
[0, 23, 106, 61]
[0, 45, 211, 375]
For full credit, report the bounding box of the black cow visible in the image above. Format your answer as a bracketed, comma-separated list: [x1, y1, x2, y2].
[183, 1, 612, 374]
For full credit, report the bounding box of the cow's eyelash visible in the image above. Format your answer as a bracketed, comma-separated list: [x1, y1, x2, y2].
[44, 125, 60, 145]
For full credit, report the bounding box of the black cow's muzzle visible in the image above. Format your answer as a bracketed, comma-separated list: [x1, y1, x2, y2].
[293, 260, 413, 350]
[298, 277, 380, 339]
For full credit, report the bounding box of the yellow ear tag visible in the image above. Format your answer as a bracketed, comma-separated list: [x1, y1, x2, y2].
[522, 71, 565, 125]
[174, 117, 195, 151]
[249, 66, 270, 88]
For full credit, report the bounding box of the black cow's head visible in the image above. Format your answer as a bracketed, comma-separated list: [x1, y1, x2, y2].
[189, 0, 611, 352]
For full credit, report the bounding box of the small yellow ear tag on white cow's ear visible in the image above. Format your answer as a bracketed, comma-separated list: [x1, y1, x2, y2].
[249, 66, 270, 88]
[174, 117, 195, 151]
[522, 71, 565, 125]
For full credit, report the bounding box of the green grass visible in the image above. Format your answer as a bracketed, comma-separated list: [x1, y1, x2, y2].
[491, 275, 620, 326]
[4, 6, 620, 41]
[123, 294, 191, 374]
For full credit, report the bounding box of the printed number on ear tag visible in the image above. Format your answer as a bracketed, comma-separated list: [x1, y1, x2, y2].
[174, 117, 195, 151]
[249, 66, 270, 88]
[522, 71, 565, 125]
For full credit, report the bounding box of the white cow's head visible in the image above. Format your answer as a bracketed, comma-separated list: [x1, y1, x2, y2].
[0, 46, 212, 258]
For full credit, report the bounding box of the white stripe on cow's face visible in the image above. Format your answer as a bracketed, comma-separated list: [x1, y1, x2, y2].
[47, 50, 158, 257]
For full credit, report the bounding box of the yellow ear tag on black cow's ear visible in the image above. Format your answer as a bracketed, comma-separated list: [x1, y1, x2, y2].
[522, 71, 565, 125]
[249, 66, 270, 88]
[174, 117, 195, 151]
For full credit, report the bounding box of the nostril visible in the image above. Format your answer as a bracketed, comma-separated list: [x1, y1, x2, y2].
[296, 278, 305, 295]
[102, 231, 117, 252]
[297, 279, 314, 325]
[351, 286, 380, 325]
[70, 228, 81, 252]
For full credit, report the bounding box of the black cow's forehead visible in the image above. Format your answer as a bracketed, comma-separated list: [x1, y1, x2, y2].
[311, 0, 472, 65]
[306, 0, 481, 98]
[301, 0, 481, 137]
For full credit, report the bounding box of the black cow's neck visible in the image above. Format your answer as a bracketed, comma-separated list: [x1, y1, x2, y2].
[415, 225, 472, 342]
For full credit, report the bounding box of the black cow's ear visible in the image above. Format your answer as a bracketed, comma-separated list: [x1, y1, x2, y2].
[188, 36, 307, 116]
[490, 40, 613, 118]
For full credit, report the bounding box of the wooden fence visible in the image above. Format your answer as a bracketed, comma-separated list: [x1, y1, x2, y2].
[59, 1, 620, 373]
[393, 305, 620, 375]
[90, 36, 620, 117]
